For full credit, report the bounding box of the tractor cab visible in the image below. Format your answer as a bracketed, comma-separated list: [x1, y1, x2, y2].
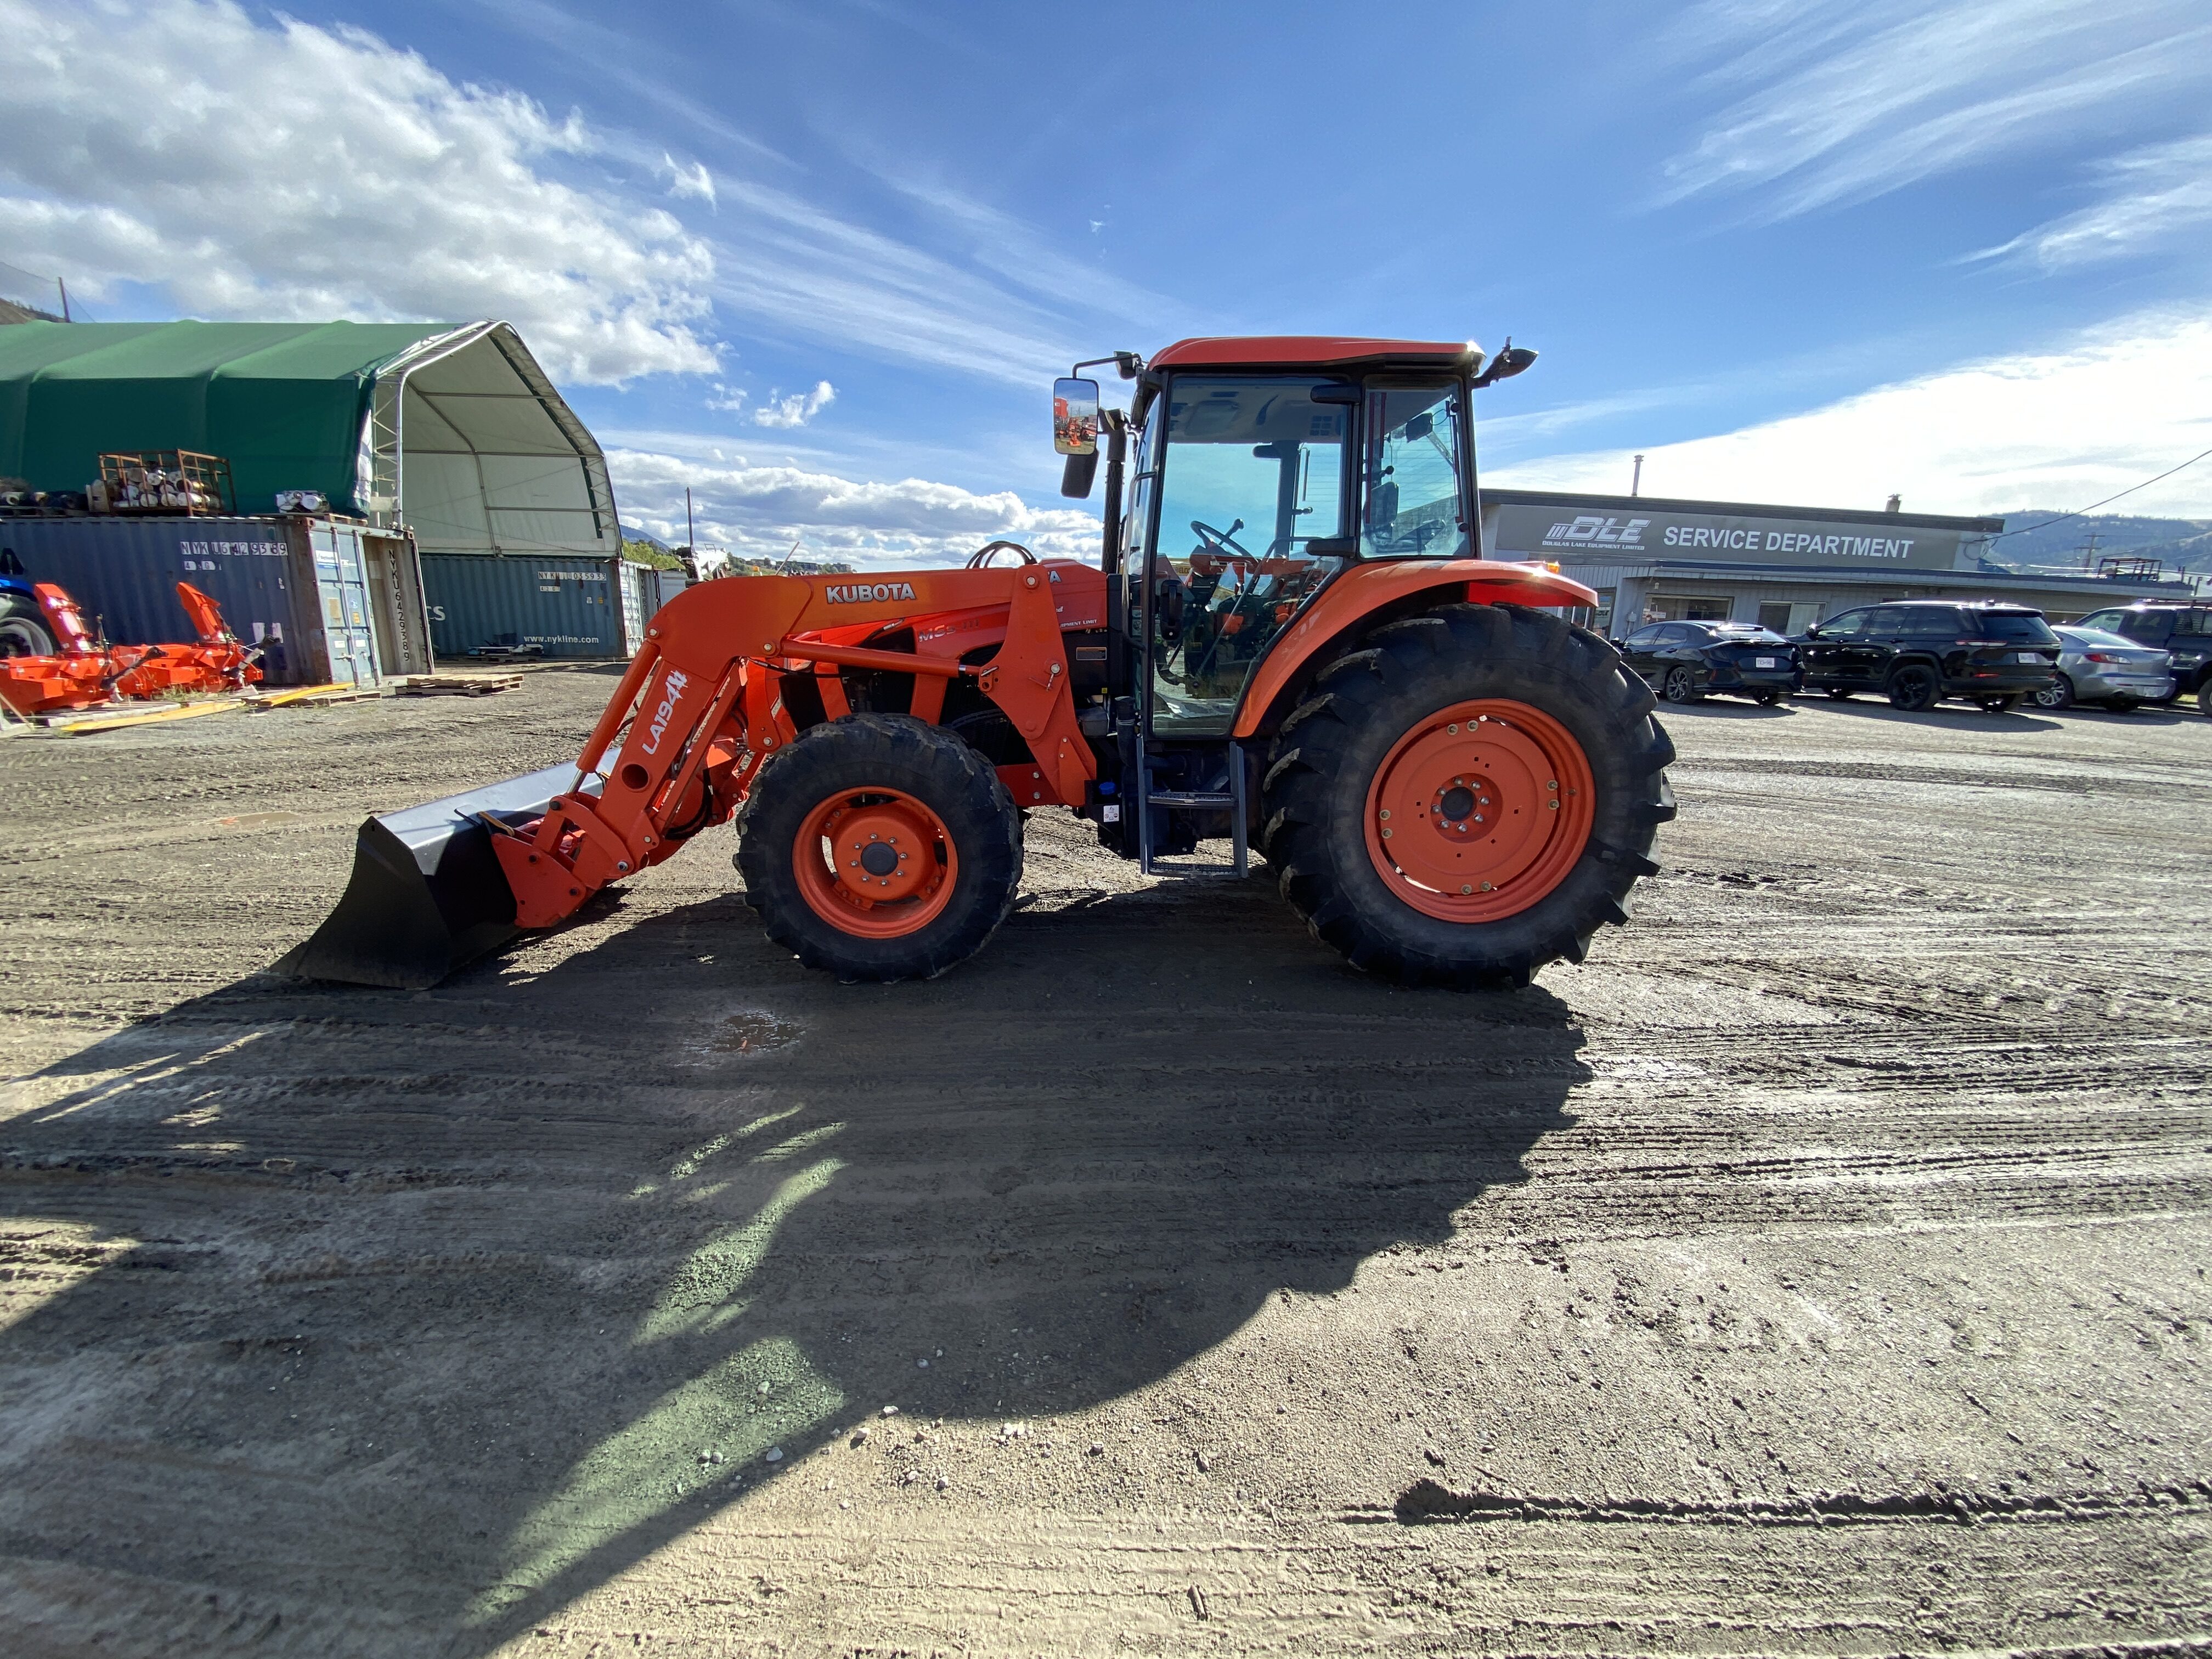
[1056, 337, 1532, 868]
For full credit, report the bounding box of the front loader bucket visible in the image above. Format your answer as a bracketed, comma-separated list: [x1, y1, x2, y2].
[279, 764, 588, 989]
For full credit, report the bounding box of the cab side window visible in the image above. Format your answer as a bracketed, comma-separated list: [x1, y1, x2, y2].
[1361, 382, 1468, 559]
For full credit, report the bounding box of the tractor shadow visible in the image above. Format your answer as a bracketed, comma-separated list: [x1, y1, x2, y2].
[0, 873, 1585, 1653]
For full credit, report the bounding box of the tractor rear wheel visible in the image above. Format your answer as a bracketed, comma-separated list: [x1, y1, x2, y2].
[1261, 603, 1675, 990]
[738, 713, 1023, 980]
[0, 597, 55, 658]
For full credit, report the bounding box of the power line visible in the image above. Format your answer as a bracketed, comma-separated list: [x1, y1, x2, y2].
[1991, 444, 2212, 540]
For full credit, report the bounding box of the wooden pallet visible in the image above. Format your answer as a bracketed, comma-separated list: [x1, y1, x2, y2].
[247, 681, 386, 709]
[250, 685, 376, 712]
[393, 674, 522, 698]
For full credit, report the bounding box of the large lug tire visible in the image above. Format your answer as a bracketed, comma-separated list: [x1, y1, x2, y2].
[2032, 675, 2074, 711]
[1260, 603, 1675, 990]
[737, 713, 1023, 981]
[1887, 663, 1940, 712]
[0, 597, 56, 659]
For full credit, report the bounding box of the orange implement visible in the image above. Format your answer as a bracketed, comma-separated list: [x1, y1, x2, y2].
[0, 580, 262, 716]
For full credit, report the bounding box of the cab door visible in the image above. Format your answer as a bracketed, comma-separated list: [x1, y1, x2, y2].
[1142, 374, 1351, 735]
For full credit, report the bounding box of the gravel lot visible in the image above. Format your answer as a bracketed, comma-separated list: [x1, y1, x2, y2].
[3, 668, 2208, 1657]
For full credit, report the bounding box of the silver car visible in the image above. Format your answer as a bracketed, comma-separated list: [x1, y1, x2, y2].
[2032, 626, 2174, 711]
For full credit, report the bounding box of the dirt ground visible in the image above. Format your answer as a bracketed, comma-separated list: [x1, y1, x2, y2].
[2, 665, 2208, 1658]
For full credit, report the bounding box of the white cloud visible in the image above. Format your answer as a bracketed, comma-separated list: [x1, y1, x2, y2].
[607, 445, 1097, 569]
[0, 0, 715, 383]
[1489, 309, 2212, 517]
[661, 154, 717, 208]
[752, 381, 836, 429]
[1966, 131, 2212, 269]
[1657, 0, 2212, 218]
[704, 383, 749, 414]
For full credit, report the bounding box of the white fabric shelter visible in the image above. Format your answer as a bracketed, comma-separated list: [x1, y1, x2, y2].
[359, 322, 618, 560]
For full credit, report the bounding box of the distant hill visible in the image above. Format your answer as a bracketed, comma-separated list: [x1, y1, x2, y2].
[1986, 512, 2212, 577]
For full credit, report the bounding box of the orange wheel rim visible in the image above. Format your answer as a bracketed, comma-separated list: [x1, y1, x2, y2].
[792, 788, 958, 938]
[1363, 698, 1595, 923]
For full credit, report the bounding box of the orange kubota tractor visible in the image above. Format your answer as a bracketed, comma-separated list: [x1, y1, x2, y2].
[285, 336, 1674, 991]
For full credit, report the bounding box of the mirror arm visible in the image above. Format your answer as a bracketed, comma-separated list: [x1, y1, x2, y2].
[1099, 418, 1128, 575]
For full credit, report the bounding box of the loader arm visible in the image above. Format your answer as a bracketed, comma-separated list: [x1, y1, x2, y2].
[285, 563, 1106, 984]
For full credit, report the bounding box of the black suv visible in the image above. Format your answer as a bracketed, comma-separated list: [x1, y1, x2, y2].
[2074, 603, 2212, 714]
[1796, 601, 2060, 712]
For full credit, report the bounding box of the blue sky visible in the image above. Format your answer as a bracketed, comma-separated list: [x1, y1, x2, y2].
[3, 0, 2209, 565]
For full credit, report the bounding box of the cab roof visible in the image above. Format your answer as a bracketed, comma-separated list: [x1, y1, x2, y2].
[1148, 336, 1477, 372]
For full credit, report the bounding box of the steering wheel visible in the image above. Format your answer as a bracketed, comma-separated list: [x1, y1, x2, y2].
[966, 539, 1038, 568]
[1189, 520, 1252, 560]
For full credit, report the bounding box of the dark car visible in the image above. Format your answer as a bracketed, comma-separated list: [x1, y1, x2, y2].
[1796, 601, 2059, 712]
[1615, 620, 1802, 705]
[2073, 602, 2212, 715]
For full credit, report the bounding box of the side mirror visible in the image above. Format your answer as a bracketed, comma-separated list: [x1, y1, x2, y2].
[1059, 449, 1098, 499]
[1053, 377, 1100, 456]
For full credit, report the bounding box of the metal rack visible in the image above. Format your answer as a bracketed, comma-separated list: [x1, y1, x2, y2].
[96, 450, 236, 517]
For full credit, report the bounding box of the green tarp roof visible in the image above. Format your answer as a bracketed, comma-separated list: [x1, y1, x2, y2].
[0, 320, 458, 514]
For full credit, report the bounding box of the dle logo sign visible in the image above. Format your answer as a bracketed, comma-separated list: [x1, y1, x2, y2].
[1541, 515, 1649, 550]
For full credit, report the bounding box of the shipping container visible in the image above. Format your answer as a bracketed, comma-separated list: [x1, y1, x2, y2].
[419, 553, 630, 659]
[0, 514, 431, 686]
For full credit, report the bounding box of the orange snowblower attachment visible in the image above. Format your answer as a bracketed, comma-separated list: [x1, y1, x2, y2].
[0, 580, 262, 716]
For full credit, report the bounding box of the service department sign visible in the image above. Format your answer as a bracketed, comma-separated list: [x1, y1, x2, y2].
[1489, 502, 1972, 572]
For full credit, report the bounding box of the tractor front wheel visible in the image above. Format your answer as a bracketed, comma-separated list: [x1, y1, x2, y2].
[738, 714, 1023, 980]
[1261, 604, 1675, 990]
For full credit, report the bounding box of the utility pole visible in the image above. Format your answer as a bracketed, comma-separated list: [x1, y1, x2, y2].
[1630, 455, 1644, 498]
[685, 486, 695, 551]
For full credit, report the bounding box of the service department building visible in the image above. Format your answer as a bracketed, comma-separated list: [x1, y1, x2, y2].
[1480, 489, 2187, 637]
